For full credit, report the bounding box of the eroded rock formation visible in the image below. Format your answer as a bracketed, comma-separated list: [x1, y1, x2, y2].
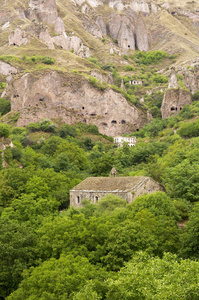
[28, 0, 58, 24]
[183, 65, 199, 94]
[0, 62, 17, 76]
[161, 88, 192, 119]
[6, 71, 149, 136]
[108, 14, 135, 50]
[168, 67, 179, 89]
[135, 15, 149, 52]
[9, 28, 30, 46]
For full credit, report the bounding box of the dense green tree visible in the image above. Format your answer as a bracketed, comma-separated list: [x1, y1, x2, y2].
[129, 192, 180, 220]
[0, 123, 10, 138]
[106, 252, 199, 300]
[180, 203, 199, 259]
[0, 220, 36, 298]
[7, 255, 108, 300]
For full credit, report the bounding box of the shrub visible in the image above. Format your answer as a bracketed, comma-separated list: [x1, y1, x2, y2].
[42, 56, 55, 65]
[27, 122, 41, 132]
[192, 90, 199, 101]
[101, 64, 115, 71]
[0, 123, 10, 138]
[59, 124, 76, 138]
[0, 82, 6, 89]
[88, 57, 99, 65]
[124, 65, 135, 71]
[177, 119, 199, 138]
[132, 50, 168, 65]
[152, 74, 168, 84]
[40, 119, 57, 133]
[123, 55, 128, 60]
[0, 98, 11, 116]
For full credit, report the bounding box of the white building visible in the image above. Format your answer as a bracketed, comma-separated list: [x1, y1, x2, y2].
[129, 79, 142, 86]
[114, 136, 136, 148]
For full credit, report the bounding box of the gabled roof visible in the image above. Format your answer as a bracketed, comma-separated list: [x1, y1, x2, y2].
[71, 176, 150, 193]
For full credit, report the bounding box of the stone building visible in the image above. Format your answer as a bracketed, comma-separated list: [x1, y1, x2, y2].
[70, 176, 164, 207]
[129, 79, 142, 86]
[114, 136, 136, 147]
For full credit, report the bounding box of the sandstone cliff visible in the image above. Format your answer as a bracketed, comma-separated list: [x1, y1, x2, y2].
[5, 71, 149, 136]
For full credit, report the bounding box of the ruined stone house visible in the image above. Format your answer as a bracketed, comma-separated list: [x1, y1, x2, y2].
[70, 176, 164, 207]
[129, 79, 142, 85]
[114, 136, 136, 147]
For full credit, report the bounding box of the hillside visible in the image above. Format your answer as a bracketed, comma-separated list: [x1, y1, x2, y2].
[1, 0, 199, 299]
[0, 0, 199, 136]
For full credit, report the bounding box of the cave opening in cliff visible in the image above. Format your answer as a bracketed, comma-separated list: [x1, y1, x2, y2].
[111, 120, 117, 124]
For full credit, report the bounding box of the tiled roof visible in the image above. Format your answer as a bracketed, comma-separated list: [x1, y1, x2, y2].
[71, 176, 150, 192]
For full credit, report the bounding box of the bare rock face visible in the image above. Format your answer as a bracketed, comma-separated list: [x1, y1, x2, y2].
[183, 66, 199, 94]
[135, 15, 149, 51]
[29, 0, 58, 24]
[117, 22, 135, 50]
[108, 14, 135, 50]
[91, 70, 114, 84]
[82, 17, 103, 38]
[9, 28, 30, 46]
[0, 62, 17, 76]
[52, 35, 90, 58]
[108, 0, 153, 13]
[39, 29, 55, 49]
[9, 71, 149, 136]
[96, 16, 107, 35]
[168, 67, 179, 89]
[54, 17, 65, 34]
[161, 88, 192, 119]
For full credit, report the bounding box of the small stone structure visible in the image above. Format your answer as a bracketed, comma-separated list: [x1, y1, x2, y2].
[129, 79, 142, 86]
[70, 176, 164, 207]
[110, 167, 117, 177]
[114, 136, 136, 147]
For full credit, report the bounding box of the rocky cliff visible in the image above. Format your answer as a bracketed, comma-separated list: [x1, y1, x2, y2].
[0, 0, 199, 135]
[4, 71, 149, 136]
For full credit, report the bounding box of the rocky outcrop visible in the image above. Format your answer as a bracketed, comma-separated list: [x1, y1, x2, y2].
[96, 16, 107, 35]
[39, 29, 55, 49]
[183, 65, 199, 94]
[9, 28, 30, 46]
[54, 17, 66, 35]
[108, 14, 135, 50]
[28, 0, 58, 24]
[161, 88, 192, 119]
[168, 67, 179, 89]
[0, 62, 17, 76]
[135, 15, 149, 51]
[52, 35, 90, 58]
[81, 16, 103, 38]
[7, 71, 149, 136]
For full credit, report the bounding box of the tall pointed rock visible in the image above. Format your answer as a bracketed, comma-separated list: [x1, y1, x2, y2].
[135, 15, 149, 51]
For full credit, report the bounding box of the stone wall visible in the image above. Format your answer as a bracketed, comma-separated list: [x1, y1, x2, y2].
[70, 190, 132, 207]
